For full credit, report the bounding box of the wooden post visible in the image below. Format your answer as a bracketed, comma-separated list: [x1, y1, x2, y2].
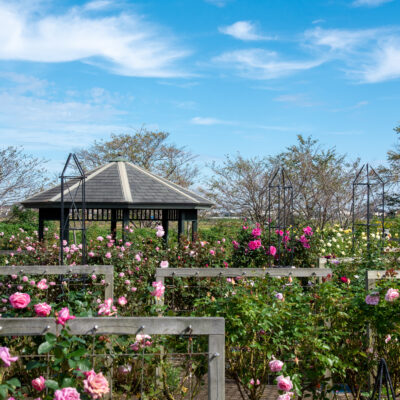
[178, 211, 185, 240]
[111, 209, 117, 241]
[38, 209, 45, 242]
[209, 334, 225, 400]
[122, 209, 129, 243]
[162, 210, 169, 246]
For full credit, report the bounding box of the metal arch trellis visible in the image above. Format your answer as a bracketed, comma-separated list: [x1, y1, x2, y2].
[352, 163, 385, 255]
[60, 153, 86, 265]
[268, 167, 294, 267]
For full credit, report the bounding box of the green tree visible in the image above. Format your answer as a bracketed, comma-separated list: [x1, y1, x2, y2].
[75, 129, 198, 187]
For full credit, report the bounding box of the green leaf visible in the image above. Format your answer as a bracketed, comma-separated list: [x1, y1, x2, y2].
[26, 360, 46, 370]
[6, 378, 21, 388]
[76, 359, 91, 371]
[68, 359, 77, 368]
[61, 378, 74, 388]
[38, 341, 55, 354]
[45, 332, 57, 344]
[68, 348, 87, 359]
[45, 380, 59, 390]
[0, 385, 8, 399]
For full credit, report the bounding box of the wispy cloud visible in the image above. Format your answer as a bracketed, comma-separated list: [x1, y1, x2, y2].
[190, 117, 234, 125]
[305, 27, 400, 83]
[274, 93, 318, 107]
[214, 49, 324, 80]
[352, 0, 393, 7]
[219, 21, 273, 41]
[312, 19, 325, 24]
[331, 100, 369, 112]
[0, 1, 190, 78]
[204, 0, 232, 7]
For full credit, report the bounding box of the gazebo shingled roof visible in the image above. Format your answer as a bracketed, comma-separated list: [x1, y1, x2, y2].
[22, 159, 213, 242]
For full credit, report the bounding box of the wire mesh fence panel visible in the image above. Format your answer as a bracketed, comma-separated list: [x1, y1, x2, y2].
[0, 317, 225, 400]
[0, 265, 114, 318]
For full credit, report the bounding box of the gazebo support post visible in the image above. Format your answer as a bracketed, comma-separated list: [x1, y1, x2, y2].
[111, 209, 117, 241]
[61, 209, 70, 244]
[122, 209, 129, 242]
[38, 209, 45, 241]
[178, 211, 185, 240]
[192, 220, 197, 242]
[162, 210, 169, 246]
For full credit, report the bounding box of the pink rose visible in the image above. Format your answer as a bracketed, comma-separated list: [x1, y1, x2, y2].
[98, 299, 117, 316]
[385, 288, 399, 302]
[118, 296, 127, 306]
[37, 279, 49, 290]
[275, 293, 284, 301]
[96, 236, 104, 242]
[56, 307, 76, 326]
[385, 334, 392, 343]
[160, 260, 169, 268]
[34, 302, 52, 317]
[269, 246, 277, 256]
[269, 358, 284, 372]
[248, 240, 262, 250]
[277, 394, 293, 400]
[0, 347, 18, 367]
[151, 281, 165, 299]
[277, 375, 293, 392]
[9, 292, 31, 309]
[54, 387, 81, 400]
[303, 226, 313, 236]
[32, 376, 46, 391]
[365, 293, 380, 305]
[252, 228, 262, 236]
[105, 252, 111, 259]
[83, 370, 110, 399]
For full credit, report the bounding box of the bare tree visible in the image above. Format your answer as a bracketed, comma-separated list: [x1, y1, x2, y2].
[202, 154, 271, 223]
[0, 146, 48, 209]
[75, 128, 198, 187]
[270, 135, 361, 228]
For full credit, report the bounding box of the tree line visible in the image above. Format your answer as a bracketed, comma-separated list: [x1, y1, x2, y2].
[1, 125, 399, 228]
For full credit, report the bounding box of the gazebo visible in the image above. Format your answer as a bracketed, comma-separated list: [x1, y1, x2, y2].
[21, 158, 213, 243]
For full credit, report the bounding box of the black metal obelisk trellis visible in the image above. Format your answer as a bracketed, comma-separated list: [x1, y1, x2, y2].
[352, 163, 385, 255]
[369, 358, 396, 400]
[60, 153, 86, 265]
[267, 167, 294, 267]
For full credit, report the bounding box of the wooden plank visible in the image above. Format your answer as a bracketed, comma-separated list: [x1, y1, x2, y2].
[0, 265, 113, 275]
[209, 334, 225, 400]
[0, 317, 225, 336]
[367, 270, 400, 281]
[155, 267, 332, 279]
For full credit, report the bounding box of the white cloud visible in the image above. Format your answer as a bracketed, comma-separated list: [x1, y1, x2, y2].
[274, 93, 317, 107]
[191, 117, 233, 125]
[214, 49, 323, 80]
[352, 0, 393, 7]
[219, 21, 272, 41]
[204, 0, 232, 7]
[305, 27, 400, 83]
[0, 1, 189, 77]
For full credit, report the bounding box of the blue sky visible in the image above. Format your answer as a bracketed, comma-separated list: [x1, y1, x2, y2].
[0, 0, 400, 178]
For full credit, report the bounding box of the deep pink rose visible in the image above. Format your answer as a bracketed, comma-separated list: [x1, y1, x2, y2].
[118, 296, 127, 306]
[269, 358, 284, 372]
[277, 375, 293, 392]
[269, 246, 277, 256]
[56, 307, 76, 326]
[34, 302, 52, 317]
[248, 240, 262, 250]
[54, 387, 81, 400]
[9, 292, 31, 309]
[0, 347, 18, 367]
[252, 228, 262, 236]
[83, 370, 110, 399]
[32, 376, 46, 391]
[303, 226, 313, 236]
[385, 288, 399, 302]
